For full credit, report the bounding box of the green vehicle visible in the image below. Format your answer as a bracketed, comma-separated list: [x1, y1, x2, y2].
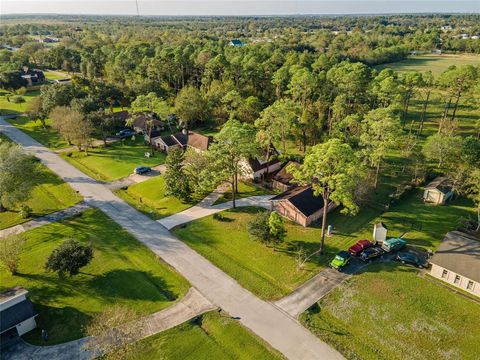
[330, 251, 352, 270]
[381, 237, 406, 252]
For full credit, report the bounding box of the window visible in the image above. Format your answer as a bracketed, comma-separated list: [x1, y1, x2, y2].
[467, 281, 474, 291]
[454, 275, 461, 285]
[441, 269, 448, 279]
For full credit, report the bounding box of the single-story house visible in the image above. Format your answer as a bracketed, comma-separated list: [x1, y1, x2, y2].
[241, 146, 282, 180]
[21, 68, 45, 86]
[272, 161, 299, 192]
[1, 287, 37, 349]
[152, 130, 212, 153]
[229, 39, 244, 47]
[131, 114, 165, 135]
[270, 185, 336, 227]
[429, 231, 480, 297]
[423, 177, 453, 205]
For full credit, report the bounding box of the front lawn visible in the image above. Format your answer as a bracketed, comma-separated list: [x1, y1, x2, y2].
[115, 176, 195, 219]
[0, 90, 40, 115]
[301, 263, 480, 360]
[173, 191, 474, 300]
[214, 181, 274, 205]
[62, 137, 166, 181]
[0, 156, 82, 230]
[0, 209, 189, 345]
[5, 116, 68, 149]
[132, 311, 283, 360]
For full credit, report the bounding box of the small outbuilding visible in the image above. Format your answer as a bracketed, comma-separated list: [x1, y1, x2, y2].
[1, 287, 37, 349]
[429, 231, 480, 297]
[271, 186, 336, 227]
[373, 222, 388, 244]
[272, 161, 299, 192]
[423, 177, 453, 205]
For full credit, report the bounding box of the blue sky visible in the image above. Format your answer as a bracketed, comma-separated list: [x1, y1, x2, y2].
[2, 1, 479, 16]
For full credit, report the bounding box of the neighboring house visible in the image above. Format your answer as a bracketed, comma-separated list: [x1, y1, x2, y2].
[423, 177, 453, 205]
[272, 161, 299, 192]
[0, 287, 37, 349]
[112, 110, 130, 126]
[152, 129, 212, 153]
[21, 68, 45, 86]
[373, 222, 388, 244]
[229, 39, 244, 47]
[270, 185, 336, 227]
[129, 114, 165, 143]
[429, 231, 480, 298]
[241, 146, 282, 180]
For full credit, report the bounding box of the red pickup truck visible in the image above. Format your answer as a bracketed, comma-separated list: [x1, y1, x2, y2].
[348, 240, 373, 256]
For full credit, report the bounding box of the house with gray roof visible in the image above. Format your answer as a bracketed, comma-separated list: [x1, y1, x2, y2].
[423, 177, 453, 205]
[429, 231, 480, 297]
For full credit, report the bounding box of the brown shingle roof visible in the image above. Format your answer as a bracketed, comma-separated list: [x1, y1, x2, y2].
[271, 186, 325, 217]
[170, 131, 212, 151]
[430, 231, 480, 282]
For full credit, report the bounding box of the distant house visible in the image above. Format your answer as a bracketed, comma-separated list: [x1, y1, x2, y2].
[0, 287, 37, 349]
[429, 231, 480, 298]
[152, 129, 212, 153]
[130, 114, 165, 136]
[21, 68, 45, 86]
[423, 177, 453, 205]
[229, 39, 244, 47]
[241, 146, 282, 180]
[272, 161, 299, 192]
[270, 186, 336, 227]
[431, 49, 442, 55]
[373, 222, 388, 244]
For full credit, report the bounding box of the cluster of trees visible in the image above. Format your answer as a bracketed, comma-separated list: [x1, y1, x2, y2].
[247, 211, 286, 250]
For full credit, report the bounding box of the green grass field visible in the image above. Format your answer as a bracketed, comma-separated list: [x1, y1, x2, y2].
[62, 137, 166, 181]
[214, 181, 274, 205]
[0, 90, 40, 115]
[376, 54, 480, 76]
[44, 71, 69, 81]
[132, 311, 283, 360]
[301, 263, 480, 360]
[0, 209, 189, 345]
[115, 176, 195, 219]
[0, 138, 82, 229]
[173, 191, 474, 300]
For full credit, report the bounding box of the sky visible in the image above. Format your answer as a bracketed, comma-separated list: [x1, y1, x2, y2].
[1, 0, 480, 16]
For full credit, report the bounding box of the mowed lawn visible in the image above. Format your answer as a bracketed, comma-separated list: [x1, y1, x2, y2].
[0, 209, 189, 345]
[115, 176, 195, 219]
[301, 263, 480, 360]
[173, 191, 474, 300]
[0, 90, 40, 115]
[0, 135, 82, 229]
[5, 116, 68, 149]
[375, 53, 480, 76]
[62, 137, 166, 181]
[132, 311, 283, 360]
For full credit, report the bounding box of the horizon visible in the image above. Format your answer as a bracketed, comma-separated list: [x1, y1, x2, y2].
[2, 1, 480, 16]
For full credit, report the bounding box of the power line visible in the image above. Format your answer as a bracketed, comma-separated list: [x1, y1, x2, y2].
[135, 0, 140, 16]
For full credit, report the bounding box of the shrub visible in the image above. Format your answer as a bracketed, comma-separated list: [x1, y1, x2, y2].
[45, 239, 93, 277]
[16, 87, 27, 95]
[10, 95, 25, 103]
[19, 204, 32, 218]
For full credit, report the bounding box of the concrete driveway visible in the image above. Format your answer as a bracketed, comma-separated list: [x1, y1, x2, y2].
[1, 117, 344, 360]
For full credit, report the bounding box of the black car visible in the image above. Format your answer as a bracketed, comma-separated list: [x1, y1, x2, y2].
[359, 246, 385, 263]
[395, 252, 428, 269]
[134, 166, 152, 175]
[117, 129, 134, 138]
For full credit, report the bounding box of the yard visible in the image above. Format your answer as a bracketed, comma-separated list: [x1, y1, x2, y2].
[61, 137, 166, 181]
[375, 53, 480, 76]
[301, 262, 480, 360]
[0, 135, 82, 229]
[115, 176, 196, 219]
[173, 191, 474, 300]
[0, 90, 40, 115]
[214, 181, 274, 205]
[132, 311, 283, 360]
[0, 209, 189, 345]
[5, 116, 68, 149]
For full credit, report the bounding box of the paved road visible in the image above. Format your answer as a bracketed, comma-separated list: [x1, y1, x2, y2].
[1, 118, 344, 360]
[275, 259, 366, 318]
[0, 202, 90, 238]
[2, 288, 215, 360]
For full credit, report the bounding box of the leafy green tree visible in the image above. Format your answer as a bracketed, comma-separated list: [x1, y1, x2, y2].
[268, 211, 286, 248]
[360, 108, 402, 188]
[422, 133, 462, 169]
[399, 71, 423, 123]
[247, 211, 272, 244]
[0, 71, 27, 92]
[0, 234, 26, 275]
[39, 83, 75, 115]
[164, 148, 191, 202]
[26, 96, 47, 129]
[88, 110, 117, 146]
[50, 106, 93, 152]
[205, 119, 258, 208]
[0, 141, 39, 212]
[289, 139, 363, 254]
[174, 86, 208, 128]
[45, 239, 93, 277]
